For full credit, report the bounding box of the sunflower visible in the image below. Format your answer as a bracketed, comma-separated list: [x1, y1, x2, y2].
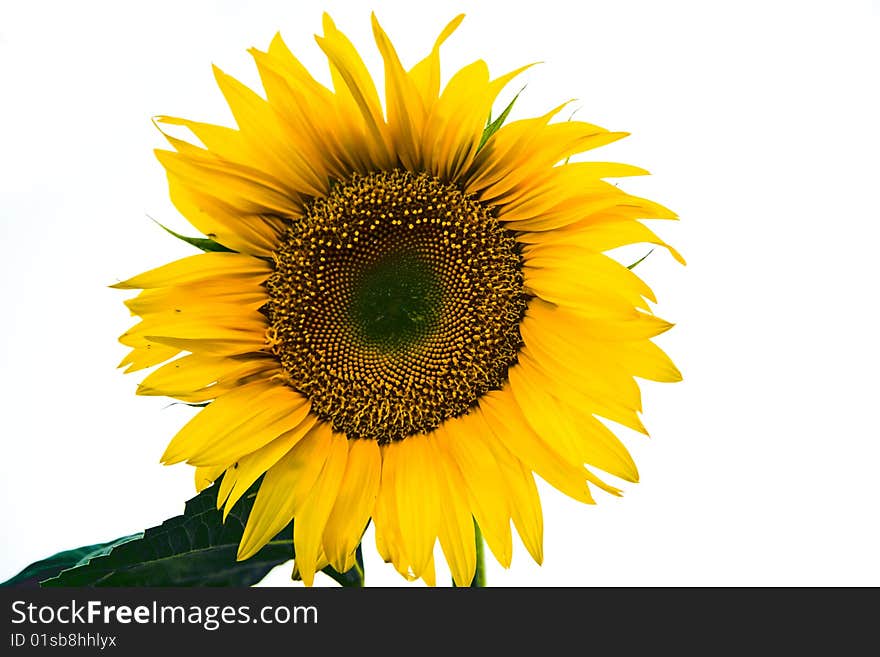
[114, 13, 683, 587]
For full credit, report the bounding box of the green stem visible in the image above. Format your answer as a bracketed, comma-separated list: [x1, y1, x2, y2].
[470, 521, 486, 588]
[353, 543, 365, 587]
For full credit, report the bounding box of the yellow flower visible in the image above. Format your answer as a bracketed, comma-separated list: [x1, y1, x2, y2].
[115, 13, 683, 587]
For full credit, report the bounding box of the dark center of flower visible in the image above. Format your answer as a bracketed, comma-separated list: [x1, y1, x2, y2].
[264, 170, 527, 443]
[349, 251, 440, 349]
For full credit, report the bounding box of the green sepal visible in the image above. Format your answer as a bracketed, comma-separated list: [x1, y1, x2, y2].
[152, 218, 235, 253]
[3, 478, 364, 587]
[478, 87, 524, 152]
[627, 248, 655, 270]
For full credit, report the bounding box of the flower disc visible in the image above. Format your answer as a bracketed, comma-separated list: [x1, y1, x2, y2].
[265, 170, 528, 443]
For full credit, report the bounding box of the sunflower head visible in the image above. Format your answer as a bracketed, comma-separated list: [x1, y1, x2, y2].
[115, 12, 683, 587]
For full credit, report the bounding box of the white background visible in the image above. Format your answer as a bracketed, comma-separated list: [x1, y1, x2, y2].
[1, 0, 878, 587]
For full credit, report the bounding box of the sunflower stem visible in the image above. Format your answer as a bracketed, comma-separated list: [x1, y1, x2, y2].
[470, 521, 486, 587]
[353, 543, 365, 587]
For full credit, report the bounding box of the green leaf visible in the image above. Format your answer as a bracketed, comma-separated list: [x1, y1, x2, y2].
[151, 217, 235, 253]
[627, 248, 655, 270]
[4, 478, 363, 587]
[1, 535, 142, 588]
[478, 87, 525, 152]
[35, 480, 287, 586]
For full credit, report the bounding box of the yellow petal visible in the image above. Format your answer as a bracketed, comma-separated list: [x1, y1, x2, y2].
[155, 148, 303, 217]
[389, 435, 439, 579]
[373, 444, 416, 580]
[516, 335, 646, 435]
[466, 103, 570, 192]
[216, 463, 238, 510]
[505, 192, 676, 233]
[408, 14, 465, 106]
[323, 438, 381, 573]
[520, 311, 645, 413]
[165, 172, 288, 257]
[428, 61, 534, 182]
[121, 310, 266, 343]
[161, 381, 309, 466]
[525, 244, 656, 307]
[259, 33, 334, 105]
[508, 356, 639, 483]
[111, 252, 270, 290]
[428, 436, 477, 587]
[523, 218, 685, 265]
[478, 126, 628, 207]
[120, 310, 267, 360]
[501, 191, 625, 233]
[527, 293, 673, 341]
[469, 117, 624, 200]
[420, 552, 436, 588]
[237, 422, 333, 560]
[221, 413, 318, 518]
[144, 335, 267, 358]
[481, 437, 544, 565]
[514, 303, 670, 438]
[500, 183, 620, 228]
[211, 66, 327, 197]
[371, 13, 426, 170]
[194, 465, 225, 493]
[249, 39, 357, 182]
[613, 339, 683, 383]
[290, 549, 331, 584]
[423, 59, 490, 181]
[436, 414, 513, 568]
[266, 30, 376, 174]
[136, 354, 277, 402]
[117, 342, 181, 373]
[124, 275, 267, 317]
[294, 432, 349, 586]
[478, 390, 598, 504]
[523, 244, 656, 313]
[315, 14, 392, 169]
[154, 115, 249, 168]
